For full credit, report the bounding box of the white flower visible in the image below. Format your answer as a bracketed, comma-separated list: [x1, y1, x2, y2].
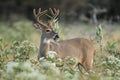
[6, 61, 19, 73]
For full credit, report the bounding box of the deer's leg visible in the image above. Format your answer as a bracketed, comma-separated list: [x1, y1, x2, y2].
[77, 63, 84, 73]
[83, 57, 93, 72]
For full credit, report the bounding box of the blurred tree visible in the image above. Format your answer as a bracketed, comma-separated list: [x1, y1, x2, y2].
[88, 4, 107, 24]
[0, 0, 119, 23]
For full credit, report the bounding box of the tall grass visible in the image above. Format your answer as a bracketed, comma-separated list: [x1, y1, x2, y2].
[0, 20, 120, 80]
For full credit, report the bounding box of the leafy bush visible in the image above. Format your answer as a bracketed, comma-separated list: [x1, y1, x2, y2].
[100, 41, 120, 80]
[101, 55, 120, 79]
[105, 41, 120, 58]
[11, 40, 36, 61]
[5, 60, 42, 80]
[0, 21, 120, 80]
[0, 20, 34, 41]
[96, 24, 103, 43]
[0, 51, 82, 80]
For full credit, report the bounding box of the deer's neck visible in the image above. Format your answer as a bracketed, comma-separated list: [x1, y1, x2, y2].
[38, 35, 50, 59]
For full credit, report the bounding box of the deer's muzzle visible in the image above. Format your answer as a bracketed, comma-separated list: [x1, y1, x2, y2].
[53, 33, 59, 41]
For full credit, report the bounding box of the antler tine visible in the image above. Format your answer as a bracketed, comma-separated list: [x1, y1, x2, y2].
[47, 8, 59, 28]
[33, 9, 37, 17]
[38, 8, 41, 13]
[53, 8, 59, 18]
[33, 8, 47, 18]
[53, 8, 59, 14]
[33, 8, 48, 28]
[49, 8, 54, 16]
[49, 8, 59, 19]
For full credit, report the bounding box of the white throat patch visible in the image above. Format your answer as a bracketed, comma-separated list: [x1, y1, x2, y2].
[43, 38, 51, 44]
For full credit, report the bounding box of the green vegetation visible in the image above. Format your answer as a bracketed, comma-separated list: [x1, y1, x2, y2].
[0, 20, 120, 80]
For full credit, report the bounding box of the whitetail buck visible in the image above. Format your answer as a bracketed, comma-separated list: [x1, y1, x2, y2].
[33, 8, 94, 72]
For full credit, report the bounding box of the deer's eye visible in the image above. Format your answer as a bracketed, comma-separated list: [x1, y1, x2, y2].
[45, 29, 51, 33]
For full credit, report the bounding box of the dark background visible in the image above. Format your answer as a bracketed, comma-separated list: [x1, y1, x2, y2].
[0, 0, 120, 23]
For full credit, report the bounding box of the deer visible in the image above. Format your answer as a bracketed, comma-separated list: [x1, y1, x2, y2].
[33, 8, 94, 72]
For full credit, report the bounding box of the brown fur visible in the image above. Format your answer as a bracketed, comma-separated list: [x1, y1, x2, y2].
[46, 38, 94, 71]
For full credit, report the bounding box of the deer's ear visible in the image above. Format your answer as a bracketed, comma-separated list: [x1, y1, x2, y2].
[33, 23, 42, 30]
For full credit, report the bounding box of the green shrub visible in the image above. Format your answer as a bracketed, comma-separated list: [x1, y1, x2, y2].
[11, 40, 36, 61]
[0, 20, 34, 42]
[0, 21, 120, 80]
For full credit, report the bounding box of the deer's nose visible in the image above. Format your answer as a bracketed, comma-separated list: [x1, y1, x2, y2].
[53, 33, 59, 40]
[54, 33, 59, 38]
